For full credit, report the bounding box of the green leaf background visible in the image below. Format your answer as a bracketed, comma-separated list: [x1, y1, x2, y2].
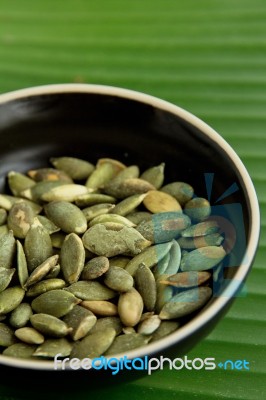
[0, 0, 265, 399]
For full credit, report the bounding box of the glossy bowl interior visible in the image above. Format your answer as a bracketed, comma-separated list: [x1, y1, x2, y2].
[0, 84, 260, 384]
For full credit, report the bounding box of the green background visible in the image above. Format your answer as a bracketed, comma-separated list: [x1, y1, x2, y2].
[0, 0, 265, 398]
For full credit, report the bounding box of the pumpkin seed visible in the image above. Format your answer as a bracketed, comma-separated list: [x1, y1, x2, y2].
[184, 197, 211, 221]
[44, 201, 87, 234]
[143, 190, 182, 213]
[82, 223, 151, 257]
[155, 278, 173, 313]
[104, 165, 140, 193]
[0, 267, 15, 292]
[3, 343, 37, 358]
[96, 157, 126, 171]
[140, 163, 165, 189]
[104, 333, 150, 356]
[9, 303, 33, 329]
[178, 233, 223, 250]
[81, 256, 109, 280]
[85, 162, 120, 190]
[126, 211, 152, 225]
[25, 255, 59, 288]
[161, 182, 194, 205]
[65, 281, 116, 301]
[89, 316, 122, 335]
[0, 208, 7, 226]
[31, 289, 80, 317]
[109, 256, 130, 269]
[24, 218, 53, 272]
[30, 313, 72, 338]
[81, 300, 118, 317]
[150, 321, 180, 342]
[7, 202, 35, 239]
[75, 193, 117, 207]
[70, 327, 116, 359]
[15, 327, 44, 345]
[181, 221, 219, 237]
[89, 213, 135, 228]
[82, 203, 115, 221]
[164, 240, 181, 275]
[118, 288, 143, 327]
[21, 180, 66, 202]
[46, 263, 61, 279]
[0, 286, 25, 314]
[26, 278, 66, 297]
[135, 263, 157, 311]
[61, 233, 85, 284]
[159, 286, 212, 319]
[0, 323, 16, 347]
[137, 315, 161, 335]
[63, 305, 97, 341]
[0, 224, 8, 238]
[180, 246, 226, 271]
[0, 231, 16, 268]
[123, 327, 136, 334]
[37, 215, 60, 234]
[50, 157, 95, 180]
[41, 184, 89, 202]
[159, 271, 211, 288]
[110, 193, 147, 216]
[153, 252, 171, 278]
[50, 232, 66, 248]
[8, 171, 36, 197]
[33, 338, 73, 358]
[104, 178, 155, 199]
[104, 266, 134, 292]
[28, 167, 73, 182]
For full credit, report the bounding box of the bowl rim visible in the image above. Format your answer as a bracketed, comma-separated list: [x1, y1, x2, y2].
[0, 83, 260, 371]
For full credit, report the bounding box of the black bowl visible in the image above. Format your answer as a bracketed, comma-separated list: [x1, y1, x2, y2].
[0, 84, 260, 387]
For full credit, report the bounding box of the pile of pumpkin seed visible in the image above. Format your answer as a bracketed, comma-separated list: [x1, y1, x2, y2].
[0, 157, 226, 361]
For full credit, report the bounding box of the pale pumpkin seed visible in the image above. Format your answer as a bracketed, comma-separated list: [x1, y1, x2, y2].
[123, 327, 136, 334]
[0, 286, 25, 314]
[75, 193, 117, 207]
[0, 267, 15, 292]
[135, 263, 157, 311]
[15, 327, 44, 345]
[9, 303, 33, 329]
[41, 184, 89, 202]
[81, 300, 118, 317]
[31, 289, 80, 317]
[33, 338, 73, 358]
[143, 190, 182, 213]
[104, 333, 150, 356]
[161, 182, 194, 205]
[63, 305, 97, 341]
[25, 255, 59, 288]
[0, 224, 8, 238]
[118, 288, 143, 327]
[61, 233, 85, 284]
[184, 197, 211, 221]
[50, 157, 95, 180]
[30, 313, 72, 338]
[159, 286, 212, 319]
[44, 201, 87, 234]
[65, 281, 116, 301]
[70, 327, 116, 359]
[137, 315, 161, 335]
[180, 246, 226, 271]
[81, 256, 109, 280]
[82, 203, 115, 221]
[26, 278, 66, 297]
[21, 180, 66, 202]
[89, 213, 135, 228]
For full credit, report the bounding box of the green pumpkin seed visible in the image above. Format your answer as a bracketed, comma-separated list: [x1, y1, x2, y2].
[0, 208, 7, 226]
[164, 240, 181, 275]
[161, 182, 194, 205]
[159, 286, 212, 319]
[26, 278, 66, 297]
[8, 171, 36, 197]
[160, 271, 211, 288]
[150, 321, 180, 342]
[37, 215, 60, 234]
[135, 263, 157, 311]
[181, 221, 219, 237]
[81, 256, 109, 280]
[9, 303, 33, 329]
[118, 288, 143, 327]
[89, 213, 135, 228]
[125, 242, 172, 276]
[33, 338, 73, 357]
[82, 203, 115, 221]
[46, 263, 61, 279]
[109, 256, 130, 269]
[0, 231, 16, 268]
[137, 315, 161, 335]
[0, 286, 25, 314]
[155, 275, 173, 313]
[30, 313, 72, 338]
[24, 218, 53, 272]
[7, 202, 35, 239]
[110, 193, 147, 216]
[31, 289, 80, 317]
[75, 193, 117, 207]
[81, 300, 118, 317]
[184, 197, 211, 221]
[15, 327, 44, 345]
[104, 178, 155, 199]
[3, 343, 37, 358]
[140, 163, 165, 189]
[50, 157, 95, 180]
[0, 267, 15, 292]
[44, 201, 87, 234]
[0, 194, 42, 214]
[0, 323, 16, 347]
[50, 231, 66, 248]
[180, 246, 226, 271]
[85, 162, 120, 190]
[25, 255, 59, 288]
[89, 316, 122, 335]
[41, 184, 89, 202]
[96, 157, 126, 171]
[104, 333, 150, 356]
[16, 240, 28, 288]
[178, 233, 223, 250]
[28, 167, 73, 182]
[63, 305, 97, 341]
[126, 211, 152, 225]
[70, 328, 116, 359]
[65, 281, 116, 301]
[0, 224, 8, 238]
[103, 266, 134, 292]
[104, 165, 140, 193]
[153, 252, 170, 278]
[61, 233, 85, 284]
[21, 180, 66, 202]
[82, 223, 151, 257]
[143, 190, 182, 213]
